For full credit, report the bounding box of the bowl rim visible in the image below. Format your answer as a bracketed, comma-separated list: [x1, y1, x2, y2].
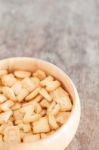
[0, 57, 81, 145]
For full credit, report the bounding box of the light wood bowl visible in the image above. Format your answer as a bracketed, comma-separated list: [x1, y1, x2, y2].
[0, 57, 81, 150]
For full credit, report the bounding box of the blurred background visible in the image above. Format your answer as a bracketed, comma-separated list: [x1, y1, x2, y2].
[0, 0, 99, 149]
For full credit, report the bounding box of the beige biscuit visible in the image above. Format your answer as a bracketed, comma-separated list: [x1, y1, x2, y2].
[9, 116, 14, 122]
[23, 134, 40, 142]
[48, 115, 59, 129]
[20, 103, 39, 123]
[13, 110, 24, 124]
[4, 126, 20, 142]
[0, 134, 2, 141]
[23, 114, 40, 124]
[20, 104, 34, 116]
[47, 130, 56, 136]
[1, 74, 16, 87]
[47, 102, 60, 116]
[39, 88, 52, 102]
[17, 88, 29, 102]
[40, 76, 60, 92]
[12, 81, 22, 96]
[0, 100, 14, 111]
[23, 101, 41, 113]
[33, 95, 43, 102]
[22, 77, 36, 92]
[0, 86, 3, 93]
[40, 133, 47, 139]
[40, 110, 47, 117]
[20, 130, 25, 139]
[25, 87, 41, 101]
[40, 99, 50, 108]
[23, 124, 31, 133]
[31, 77, 40, 89]
[33, 117, 50, 133]
[33, 70, 46, 80]
[40, 76, 54, 86]
[22, 100, 36, 107]
[51, 87, 72, 111]
[0, 124, 5, 135]
[0, 70, 8, 77]
[20, 131, 32, 140]
[0, 121, 13, 135]
[11, 103, 21, 111]
[15, 120, 23, 125]
[2, 87, 16, 101]
[18, 123, 31, 133]
[56, 112, 70, 125]
[34, 102, 42, 114]
[46, 80, 61, 92]
[0, 110, 12, 124]
[17, 123, 24, 129]
[0, 80, 2, 86]
[0, 94, 7, 104]
[14, 71, 31, 78]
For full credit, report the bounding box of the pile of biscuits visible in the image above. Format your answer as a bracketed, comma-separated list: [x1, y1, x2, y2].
[0, 69, 72, 142]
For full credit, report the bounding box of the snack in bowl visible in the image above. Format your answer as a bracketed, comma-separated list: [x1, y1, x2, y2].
[0, 69, 73, 143]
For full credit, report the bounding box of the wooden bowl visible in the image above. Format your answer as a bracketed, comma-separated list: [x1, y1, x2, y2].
[0, 57, 81, 150]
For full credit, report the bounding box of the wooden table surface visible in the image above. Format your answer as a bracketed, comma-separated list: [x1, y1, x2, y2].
[0, 0, 99, 149]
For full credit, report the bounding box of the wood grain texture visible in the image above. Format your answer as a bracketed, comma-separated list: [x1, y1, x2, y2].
[0, 0, 99, 149]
